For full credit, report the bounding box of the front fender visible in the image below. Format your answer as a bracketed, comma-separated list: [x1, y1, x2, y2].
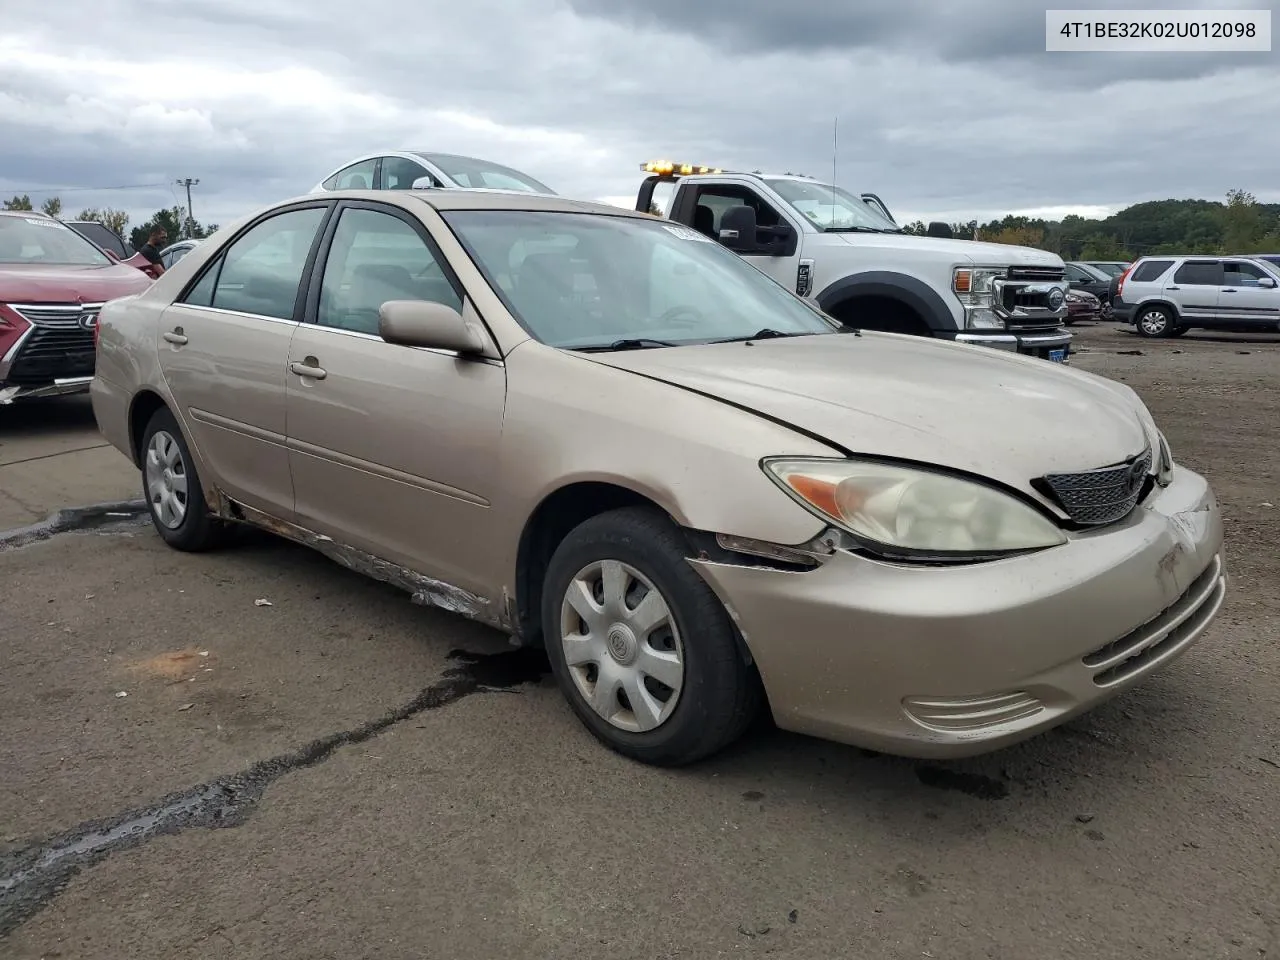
[816, 271, 959, 333]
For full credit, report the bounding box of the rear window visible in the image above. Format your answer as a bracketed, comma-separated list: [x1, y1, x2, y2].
[1131, 259, 1174, 283]
[1172, 261, 1222, 286]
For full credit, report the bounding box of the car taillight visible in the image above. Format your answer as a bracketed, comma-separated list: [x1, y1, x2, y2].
[0, 304, 32, 359]
[1115, 266, 1132, 297]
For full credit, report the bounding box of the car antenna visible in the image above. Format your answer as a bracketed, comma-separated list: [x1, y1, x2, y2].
[831, 115, 838, 226]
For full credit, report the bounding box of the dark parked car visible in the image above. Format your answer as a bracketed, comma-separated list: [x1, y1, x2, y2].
[64, 220, 133, 260]
[0, 211, 152, 402]
[1064, 262, 1114, 318]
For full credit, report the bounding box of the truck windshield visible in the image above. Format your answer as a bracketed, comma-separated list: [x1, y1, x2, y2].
[443, 210, 838, 351]
[0, 215, 112, 266]
[764, 179, 902, 233]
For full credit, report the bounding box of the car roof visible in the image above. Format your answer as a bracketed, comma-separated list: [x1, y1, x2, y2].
[303, 187, 643, 217]
[0, 210, 54, 220]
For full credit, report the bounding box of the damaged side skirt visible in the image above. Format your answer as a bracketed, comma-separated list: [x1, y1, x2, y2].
[212, 493, 507, 631]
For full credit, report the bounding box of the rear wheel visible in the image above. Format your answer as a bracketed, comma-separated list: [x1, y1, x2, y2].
[140, 408, 227, 551]
[1136, 306, 1175, 338]
[541, 506, 761, 766]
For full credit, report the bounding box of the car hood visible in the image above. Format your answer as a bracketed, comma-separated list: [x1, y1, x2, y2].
[0, 263, 152, 303]
[581, 333, 1150, 504]
[813, 231, 1064, 268]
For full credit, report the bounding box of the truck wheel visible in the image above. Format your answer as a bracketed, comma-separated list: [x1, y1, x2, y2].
[541, 506, 761, 766]
[1136, 306, 1175, 338]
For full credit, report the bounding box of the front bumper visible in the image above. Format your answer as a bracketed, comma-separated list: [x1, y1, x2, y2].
[953, 328, 1072, 362]
[0, 376, 94, 404]
[692, 464, 1225, 759]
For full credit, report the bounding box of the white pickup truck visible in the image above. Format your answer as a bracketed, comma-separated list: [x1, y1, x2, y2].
[637, 161, 1073, 362]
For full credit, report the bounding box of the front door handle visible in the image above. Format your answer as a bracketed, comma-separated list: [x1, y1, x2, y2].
[1166, 286, 1180, 290]
[290, 359, 327, 380]
[163, 328, 188, 345]
[1222, 288, 1237, 293]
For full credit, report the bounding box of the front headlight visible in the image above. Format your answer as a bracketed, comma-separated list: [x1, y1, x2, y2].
[764, 457, 1066, 560]
[1156, 430, 1174, 486]
[952, 267, 1006, 329]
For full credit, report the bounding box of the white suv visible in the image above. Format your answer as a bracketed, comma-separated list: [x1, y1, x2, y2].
[1113, 255, 1280, 337]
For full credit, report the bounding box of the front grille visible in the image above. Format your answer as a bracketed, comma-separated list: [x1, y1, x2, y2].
[1040, 447, 1153, 526]
[6, 303, 101, 385]
[996, 267, 1068, 329]
[1082, 553, 1225, 687]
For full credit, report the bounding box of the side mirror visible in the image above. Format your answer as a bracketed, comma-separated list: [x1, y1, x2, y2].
[717, 205, 758, 252]
[1257, 276, 1277, 289]
[411, 177, 435, 190]
[926, 221, 954, 239]
[379, 300, 485, 353]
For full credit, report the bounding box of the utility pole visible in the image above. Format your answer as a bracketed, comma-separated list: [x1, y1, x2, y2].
[175, 178, 200, 238]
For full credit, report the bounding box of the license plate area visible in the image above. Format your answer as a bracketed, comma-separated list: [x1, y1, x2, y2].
[1047, 348, 1067, 363]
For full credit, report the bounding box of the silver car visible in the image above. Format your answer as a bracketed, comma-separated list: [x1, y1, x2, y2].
[90, 188, 1227, 766]
[311, 151, 555, 195]
[1114, 255, 1280, 337]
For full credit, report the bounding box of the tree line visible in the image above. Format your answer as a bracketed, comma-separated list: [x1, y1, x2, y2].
[2, 194, 218, 252]
[901, 189, 1280, 259]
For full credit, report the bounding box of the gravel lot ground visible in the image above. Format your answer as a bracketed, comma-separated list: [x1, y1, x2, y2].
[1, 323, 1277, 959]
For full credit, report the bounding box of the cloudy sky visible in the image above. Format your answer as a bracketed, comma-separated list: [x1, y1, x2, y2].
[1, 0, 1275, 234]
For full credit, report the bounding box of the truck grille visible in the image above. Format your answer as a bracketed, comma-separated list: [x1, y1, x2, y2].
[6, 303, 102, 385]
[1039, 446, 1153, 526]
[996, 267, 1068, 330]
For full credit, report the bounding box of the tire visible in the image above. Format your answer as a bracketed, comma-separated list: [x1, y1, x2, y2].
[1136, 306, 1175, 338]
[140, 407, 227, 551]
[541, 506, 761, 766]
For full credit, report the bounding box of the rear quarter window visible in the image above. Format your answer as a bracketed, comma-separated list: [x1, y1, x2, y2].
[1132, 259, 1174, 283]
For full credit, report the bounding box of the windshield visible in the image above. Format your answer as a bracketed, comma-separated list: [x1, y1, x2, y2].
[1085, 262, 1127, 277]
[763, 179, 901, 233]
[1072, 262, 1110, 281]
[420, 153, 555, 195]
[442, 210, 838, 350]
[0, 215, 112, 266]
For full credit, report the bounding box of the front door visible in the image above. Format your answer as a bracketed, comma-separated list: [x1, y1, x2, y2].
[158, 203, 330, 518]
[284, 202, 506, 598]
[681, 182, 803, 293]
[1219, 260, 1280, 327]
[1165, 260, 1222, 324]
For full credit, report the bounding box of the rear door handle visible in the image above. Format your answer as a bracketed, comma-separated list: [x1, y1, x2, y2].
[163, 328, 188, 345]
[1166, 286, 1180, 290]
[290, 359, 327, 380]
[1222, 288, 1237, 293]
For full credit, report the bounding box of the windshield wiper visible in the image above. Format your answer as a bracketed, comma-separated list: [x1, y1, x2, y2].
[824, 225, 890, 234]
[574, 338, 678, 353]
[711, 328, 807, 344]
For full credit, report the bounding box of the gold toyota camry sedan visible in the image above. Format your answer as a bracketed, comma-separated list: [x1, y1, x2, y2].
[90, 188, 1227, 766]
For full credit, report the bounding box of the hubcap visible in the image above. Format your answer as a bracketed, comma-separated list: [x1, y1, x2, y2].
[559, 559, 684, 733]
[144, 430, 188, 529]
[1140, 311, 1167, 334]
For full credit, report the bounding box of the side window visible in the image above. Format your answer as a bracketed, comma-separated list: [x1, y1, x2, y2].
[315, 208, 462, 335]
[691, 186, 783, 238]
[1223, 261, 1268, 285]
[1064, 265, 1088, 283]
[183, 207, 325, 319]
[1132, 259, 1173, 283]
[334, 160, 376, 190]
[381, 157, 432, 190]
[1172, 261, 1222, 286]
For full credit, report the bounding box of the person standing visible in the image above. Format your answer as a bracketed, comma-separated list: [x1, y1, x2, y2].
[135, 226, 168, 278]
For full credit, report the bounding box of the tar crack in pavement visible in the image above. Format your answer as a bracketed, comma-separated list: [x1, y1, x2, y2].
[0, 646, 551, 939]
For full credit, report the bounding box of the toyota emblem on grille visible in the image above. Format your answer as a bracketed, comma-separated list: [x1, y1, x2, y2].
[1048, 287, 1065, 310]
[78, 312, 99, 331]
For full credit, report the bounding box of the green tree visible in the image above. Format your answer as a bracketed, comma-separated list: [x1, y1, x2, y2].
[130, 206, 218, 249]
[3, 194, 33, 211]
[77, 207, 131, 237]
[40, 196, 62, 217]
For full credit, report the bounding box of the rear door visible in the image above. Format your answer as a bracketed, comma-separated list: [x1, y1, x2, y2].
[1219, 260, 1280, 327]
[158, 202, 331, 518]
[1165, 260, 1222, 324]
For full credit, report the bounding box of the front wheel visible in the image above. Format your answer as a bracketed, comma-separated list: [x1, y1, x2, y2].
[541, 507, 761, 766]
[1136, 306, 1175, 338]
[140, 407, 227, 551]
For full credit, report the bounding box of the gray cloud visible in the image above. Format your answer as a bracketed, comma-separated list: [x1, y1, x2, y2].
[0, 0, 1276, 234]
